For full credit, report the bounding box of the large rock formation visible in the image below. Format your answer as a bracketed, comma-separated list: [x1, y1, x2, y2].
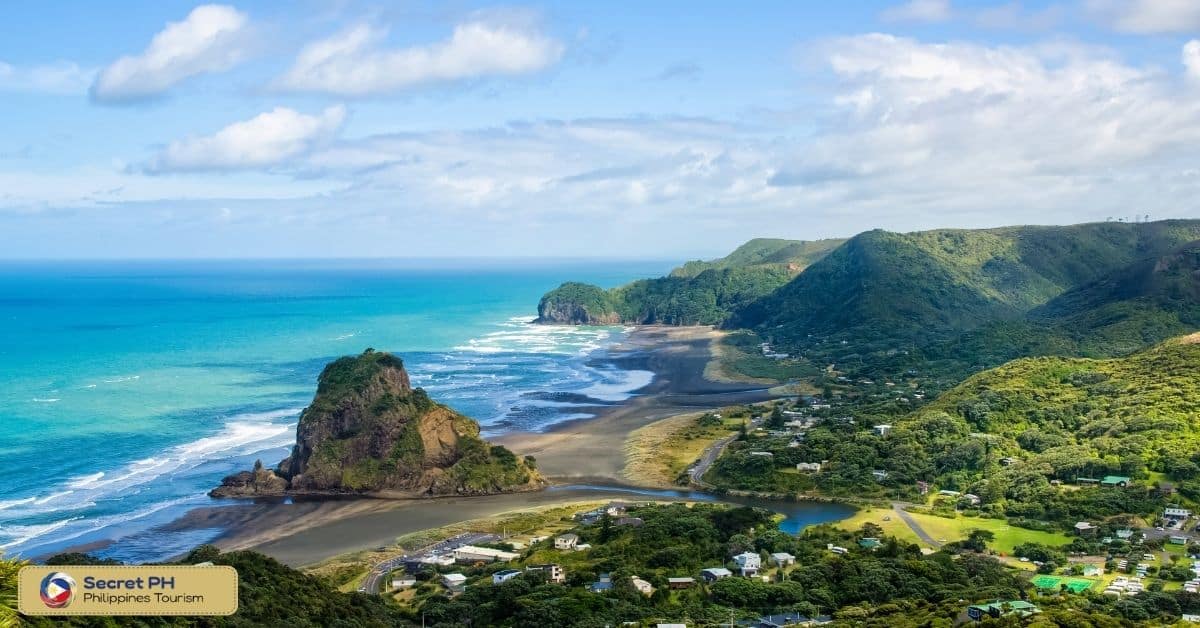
[535, 282, 622, 325]
[212, 349, 543, 498]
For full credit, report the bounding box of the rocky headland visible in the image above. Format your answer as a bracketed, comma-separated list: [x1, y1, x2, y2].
[212, 349, 544, 498]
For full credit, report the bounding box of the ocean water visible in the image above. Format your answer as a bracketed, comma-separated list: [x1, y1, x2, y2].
[0, 259, 671, 561]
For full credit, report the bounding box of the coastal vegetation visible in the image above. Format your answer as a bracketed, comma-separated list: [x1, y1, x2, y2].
[537, 238, 843, 326]
[0, 551, 20, 628]
[622, 411, 741, 487]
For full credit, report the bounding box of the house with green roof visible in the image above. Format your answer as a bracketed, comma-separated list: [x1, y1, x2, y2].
[966, 600, 1039, 622]
[1101, 475, 1132, 487]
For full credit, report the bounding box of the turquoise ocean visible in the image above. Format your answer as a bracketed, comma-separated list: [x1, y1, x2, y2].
[0, 259, 671, 562]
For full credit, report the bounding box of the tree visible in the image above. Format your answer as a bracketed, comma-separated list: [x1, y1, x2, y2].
[599, 511, 615, 543]
[766, 404, 786, 430]
[0, 551, 23, 628]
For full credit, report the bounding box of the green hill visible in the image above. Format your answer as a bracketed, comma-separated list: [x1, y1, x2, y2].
[669, 237, 844, 278]
[737, 221, 1200, 346]
[536, 237, 843, 325]
[861, 334, 1200, 522]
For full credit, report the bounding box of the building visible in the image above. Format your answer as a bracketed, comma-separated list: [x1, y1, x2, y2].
[492, 569, 522, 584]
[701, 567, 732, 582]
[453, 545, 520, 563]
[963, 493, 982, 506]
[873, 424, 892, 436]
[442, 573, 468, 593]
[525, 564, 565, 584]
[733, 552, 762, 577]
[1166, 507, 1192, 519]
[1171, 535, 1190, 545]
[1116, 529, 1135, 540]
[391, 577, 416, 589]
[667, 577, 695, 589]
[417, 554, 456, 567]
[554, 533, 579, 550]
[859, 537, 882, 550]
[631, 576, 654, 596]
[966, 600, 1039, 621]
[938, 489, 961, 498]
[617, 516, 644, 527]
[796, 462, 822, 473]
[756, 612, 812, 627]
[771, 552, 796, 567]
[1075, 521, 1097, 535]
[589, 573, 613, 593]
[1101, 475, 1132, 488]
[872, 469, 889, 481]
[750, 451, 774, 458]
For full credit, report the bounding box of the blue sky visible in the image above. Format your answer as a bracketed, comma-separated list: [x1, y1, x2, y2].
[2, 0, 1199, 259]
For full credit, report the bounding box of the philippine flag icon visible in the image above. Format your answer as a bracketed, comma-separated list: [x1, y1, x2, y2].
[40, 571, 76, 609]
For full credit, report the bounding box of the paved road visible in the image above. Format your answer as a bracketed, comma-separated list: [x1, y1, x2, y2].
[892, 503, 942, 548]
[689, 433, 738, 488]
[360, 532, 498, 594]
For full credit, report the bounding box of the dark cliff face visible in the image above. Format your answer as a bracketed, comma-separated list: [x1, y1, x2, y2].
[211, 349, 543, 498]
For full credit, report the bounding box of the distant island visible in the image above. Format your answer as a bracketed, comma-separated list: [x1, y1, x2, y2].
[212, 349, 543, 498]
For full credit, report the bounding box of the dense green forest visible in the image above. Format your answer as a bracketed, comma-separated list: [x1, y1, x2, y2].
[536, 238, 842, 325]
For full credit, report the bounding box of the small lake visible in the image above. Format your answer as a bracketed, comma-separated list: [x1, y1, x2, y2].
[547, 484, 856, 535]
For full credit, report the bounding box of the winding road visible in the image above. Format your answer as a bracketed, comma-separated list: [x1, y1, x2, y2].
[688, 433, 739, 488]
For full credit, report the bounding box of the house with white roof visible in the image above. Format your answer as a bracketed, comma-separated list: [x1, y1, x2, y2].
[733, 552, 762, 577]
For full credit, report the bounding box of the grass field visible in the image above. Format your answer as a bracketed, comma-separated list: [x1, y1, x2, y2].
[838, 507, 1072, 554]
[835, 507, 924, 546]
[902, 511, 1072, 554]
[623, 411, 740, 487]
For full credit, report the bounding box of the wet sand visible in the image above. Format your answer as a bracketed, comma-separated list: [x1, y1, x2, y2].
[102, 326, 780, 567]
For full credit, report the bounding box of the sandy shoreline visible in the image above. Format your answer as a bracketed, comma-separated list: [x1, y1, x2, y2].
[58, 326, 780, 567]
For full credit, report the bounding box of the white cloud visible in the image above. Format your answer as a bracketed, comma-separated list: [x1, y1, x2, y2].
[1086, 0, 1200, 34]
[765, 33, 1200, 226]
[1185, 40, 1200, 80]
[148, 106, 346, 172]
[881, 0, 953, 23]
[276, 18, 564, 95]
[0, 61, 93, 94]
[91, 4, 250, 102]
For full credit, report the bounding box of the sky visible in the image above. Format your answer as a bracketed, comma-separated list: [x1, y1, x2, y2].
[1, 0, 1199, 259]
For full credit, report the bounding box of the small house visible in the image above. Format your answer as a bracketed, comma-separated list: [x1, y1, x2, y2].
[631, 576, 654, 596]
[589, 573, 613, 593]
[554, 533, 579, 550]
[872, 469, 889, 481]
[1074, 521, 1097, 536]
[701, 567, 732, 582]
[733, 552, 762, 577]
[1165, 507, 1192, 519]
[391, 577, 416, 590]
[966, 600, 1039, 621]
[442, 573, 468, 593]
[858, 537, 881, 550]
[617, 517, 645, 527]
[796, 462, 822, 473]
[873, 424, 892, 436]
[1101, 475, 1131, 488]
[492, 569, 522, 584]
[525, 564, 565, 584]
[771, 552, 796, 567]
[667, 577, 694, 589]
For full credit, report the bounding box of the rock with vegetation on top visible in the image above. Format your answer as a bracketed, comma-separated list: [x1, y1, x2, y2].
[211, 349, 543, 498]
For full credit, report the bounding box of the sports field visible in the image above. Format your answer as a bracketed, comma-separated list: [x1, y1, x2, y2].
[1031, 575, 1095, 593]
